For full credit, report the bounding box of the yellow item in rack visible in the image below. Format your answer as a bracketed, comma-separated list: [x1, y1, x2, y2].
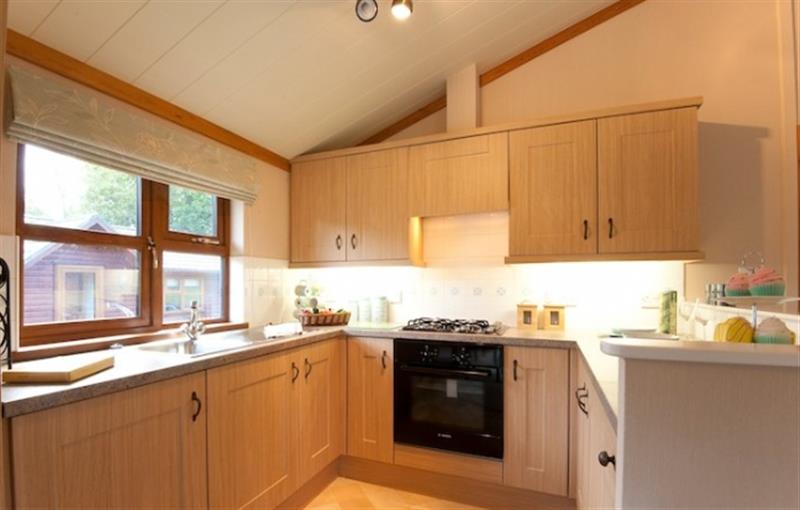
[713, 317, 754, 343]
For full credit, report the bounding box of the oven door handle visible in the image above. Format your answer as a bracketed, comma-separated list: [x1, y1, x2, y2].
[398, 365, 493, 379]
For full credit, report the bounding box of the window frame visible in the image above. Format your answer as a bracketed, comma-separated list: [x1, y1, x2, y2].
[16, 143, 230, 347]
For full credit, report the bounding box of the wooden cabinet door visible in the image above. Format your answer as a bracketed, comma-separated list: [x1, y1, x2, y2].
[504, 347, 569, 496]
[509, 121, 597, 257]
[408, 132, 509, 217]
[587, 385, 617, 509]
[207, 352, 297, 510]
[12, 373, 207, 510]
[290, 157, 347, 262]
[598, 107, 699, 254]
[346, 148, 409, 261]
[297, 338, 346, 484]
[346, 337, 394, 463]
[575, 358, 592, 509]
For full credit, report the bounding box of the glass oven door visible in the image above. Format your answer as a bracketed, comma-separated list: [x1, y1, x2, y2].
[394, 364, 503, 459]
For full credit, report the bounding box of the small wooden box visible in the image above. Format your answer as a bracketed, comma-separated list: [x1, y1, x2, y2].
[516, 303, 538, 330]
[542, 305, 566, 331]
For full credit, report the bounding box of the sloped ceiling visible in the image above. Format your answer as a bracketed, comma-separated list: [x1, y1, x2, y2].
[9, 0, 613, 159]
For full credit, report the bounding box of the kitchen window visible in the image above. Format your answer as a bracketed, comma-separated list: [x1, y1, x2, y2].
[18, 143, 230, 346]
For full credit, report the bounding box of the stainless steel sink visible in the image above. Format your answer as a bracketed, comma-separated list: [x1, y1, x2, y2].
[138, 337, 253, 357]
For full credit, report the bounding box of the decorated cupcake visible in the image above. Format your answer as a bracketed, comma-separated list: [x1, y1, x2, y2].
[754, 317, 796, 344]
[749, 266, 785, 296]
[725, 272, 751, 297]
[713, 317, 753, 343]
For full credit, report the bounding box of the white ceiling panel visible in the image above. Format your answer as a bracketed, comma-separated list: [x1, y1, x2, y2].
[32, 0, 147, 61]
[8, 0, 60, 36]
[88, 0, 225, 83]
[133, 0, 295, 100]
[174, 0, 354, 115]
[8, 0, 617, 158]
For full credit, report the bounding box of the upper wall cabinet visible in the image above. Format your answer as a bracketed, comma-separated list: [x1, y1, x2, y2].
[598, 108, 699, 254]
[291, 98, 702, 266]
[408, 133, 509, 217]
[346, 149, 410, 262]
[509, 121, 598, 257]
[290, 157, 347, 263]
[290, 148, 415, 266]
[507, 105, 701, 263]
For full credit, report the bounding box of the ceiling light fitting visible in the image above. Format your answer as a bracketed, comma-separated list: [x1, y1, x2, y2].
[391, 0, 413, 20]
[355, 0, 413, 23]
[355, 0, 378, 22]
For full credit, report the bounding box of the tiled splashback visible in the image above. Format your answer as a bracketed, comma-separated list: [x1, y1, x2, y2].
[288, 261, 685, 331]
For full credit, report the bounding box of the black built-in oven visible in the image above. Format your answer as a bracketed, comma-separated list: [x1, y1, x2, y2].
[394, 338, 503, 459]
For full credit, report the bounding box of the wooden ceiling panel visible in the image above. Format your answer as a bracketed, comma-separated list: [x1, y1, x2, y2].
[7, 0, 632, 159]
[176, 1, 355, 116]
[7, 0, 59, 35]
[88, 0, 225, 83]
[32, 0, 147, 61]
[289, 0, 517, 152]
[133, 0, 294, 100]
[305, 0, 569, 151]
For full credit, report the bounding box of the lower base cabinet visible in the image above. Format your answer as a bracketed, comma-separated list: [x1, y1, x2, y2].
[207, 337, 345, 510]
[346, 337, 394, 463]
[9, 337, 598, 509]
[504, 346, 570, 496]
[207, 349, 297, 510]
[298, 339, 346, 483]
[575, 357, 617, 509]
[11, 373, 208, 509]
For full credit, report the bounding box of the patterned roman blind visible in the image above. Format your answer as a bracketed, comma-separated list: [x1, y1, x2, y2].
[6, 63, 261, 203]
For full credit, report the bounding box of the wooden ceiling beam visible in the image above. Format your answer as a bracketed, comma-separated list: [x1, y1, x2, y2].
[357, 0, 647, 146]
[6, 30, 291, 172]
[358, 96, 447, 146]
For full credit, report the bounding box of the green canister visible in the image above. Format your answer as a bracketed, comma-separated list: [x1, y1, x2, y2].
[659, 290, 678, 335]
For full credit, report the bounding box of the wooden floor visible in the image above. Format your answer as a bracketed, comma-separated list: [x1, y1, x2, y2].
[304, 477, 485, 510]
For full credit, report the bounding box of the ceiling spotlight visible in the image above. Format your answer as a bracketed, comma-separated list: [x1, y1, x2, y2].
[355, 0, 378, 22]
[391, 0, 413, 20]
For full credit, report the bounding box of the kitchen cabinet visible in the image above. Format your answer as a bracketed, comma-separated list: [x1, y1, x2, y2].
[345, 148, 410, 262]
[346, 337, 394, 463]
[290, 157, 347, 263]
[291, 149, 414, 265]
[408, 132, 509, 217]
[574, 356, 617, 510]
[598, 107, 699, 254]
[588, 402, 617, 509]
[509, 121, 598, 257]
[207, 338, 344, 510]
[574, 356, 592, 509]
[12, 373, 207, 509]
[207, 349, 297, 510]
[504, 347, 569, 496]
[298, 338, 346, 483]
[508, 106, 700, 262]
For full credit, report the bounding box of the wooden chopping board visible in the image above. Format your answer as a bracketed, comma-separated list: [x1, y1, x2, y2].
[2, 353, 115, 384]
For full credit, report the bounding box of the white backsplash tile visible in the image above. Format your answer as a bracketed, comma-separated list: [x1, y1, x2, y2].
[284, 260, 685, 331]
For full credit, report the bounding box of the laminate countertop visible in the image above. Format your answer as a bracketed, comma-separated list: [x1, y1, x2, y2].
[2, 325, 620, 429]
